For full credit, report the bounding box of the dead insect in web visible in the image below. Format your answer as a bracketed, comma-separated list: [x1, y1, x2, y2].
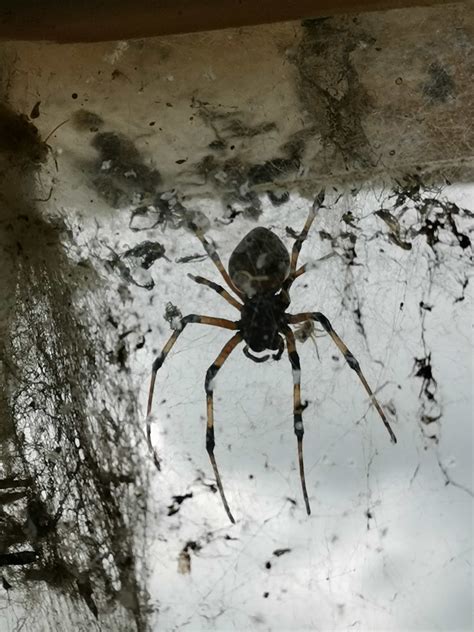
[293, 319, 327, 361]
[147, 190, 397, 523]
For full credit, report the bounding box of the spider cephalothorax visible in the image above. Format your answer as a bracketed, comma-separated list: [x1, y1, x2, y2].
[239, 292, 287, 357]
[147, 190, 397, 523]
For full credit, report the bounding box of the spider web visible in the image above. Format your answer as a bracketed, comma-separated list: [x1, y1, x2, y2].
[132, 183, 472, 632]
[1, 5, 473, 631]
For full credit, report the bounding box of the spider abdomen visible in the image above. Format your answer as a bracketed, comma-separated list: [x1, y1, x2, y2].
[229, 227, 290, 297]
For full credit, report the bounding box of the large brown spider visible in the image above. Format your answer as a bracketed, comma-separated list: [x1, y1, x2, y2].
[147, 191, 397, 523]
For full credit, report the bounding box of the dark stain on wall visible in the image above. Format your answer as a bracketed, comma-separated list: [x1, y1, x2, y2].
[422, 62, 456, 104]
[292, 18, 375, 172]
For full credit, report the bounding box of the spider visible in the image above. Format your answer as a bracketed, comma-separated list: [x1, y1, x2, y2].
[147, 190, 397, 523]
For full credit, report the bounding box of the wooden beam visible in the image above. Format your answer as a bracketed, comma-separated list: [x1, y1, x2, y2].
[0, 0, 453, 43]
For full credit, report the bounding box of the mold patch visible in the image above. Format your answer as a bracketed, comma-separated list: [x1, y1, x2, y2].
[88, 131, 161, 208]
[71, 109, 104, 132]
[292, 18, 375, 171]
[422, 63, 456, 104]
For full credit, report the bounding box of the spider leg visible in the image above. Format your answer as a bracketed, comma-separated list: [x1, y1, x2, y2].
[188, 222, 245, 300]
[289, 190, 325, 276]
[288, 312, 397, 444]
[283, 327, 311, 515]
[293, 264, 307, 280]
[188, 274, 243, 311]
[146, 315, 238, 471]
[280, 191, 325, 301]
[205, 332, 243, 523]
[293, 252, 336, 281]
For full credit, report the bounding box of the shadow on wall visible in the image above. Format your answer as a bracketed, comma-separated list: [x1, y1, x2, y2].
[0, 103, 149, 630]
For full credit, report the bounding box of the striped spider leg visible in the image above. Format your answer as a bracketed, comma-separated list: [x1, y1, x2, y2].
[288, 312, 397, 444]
